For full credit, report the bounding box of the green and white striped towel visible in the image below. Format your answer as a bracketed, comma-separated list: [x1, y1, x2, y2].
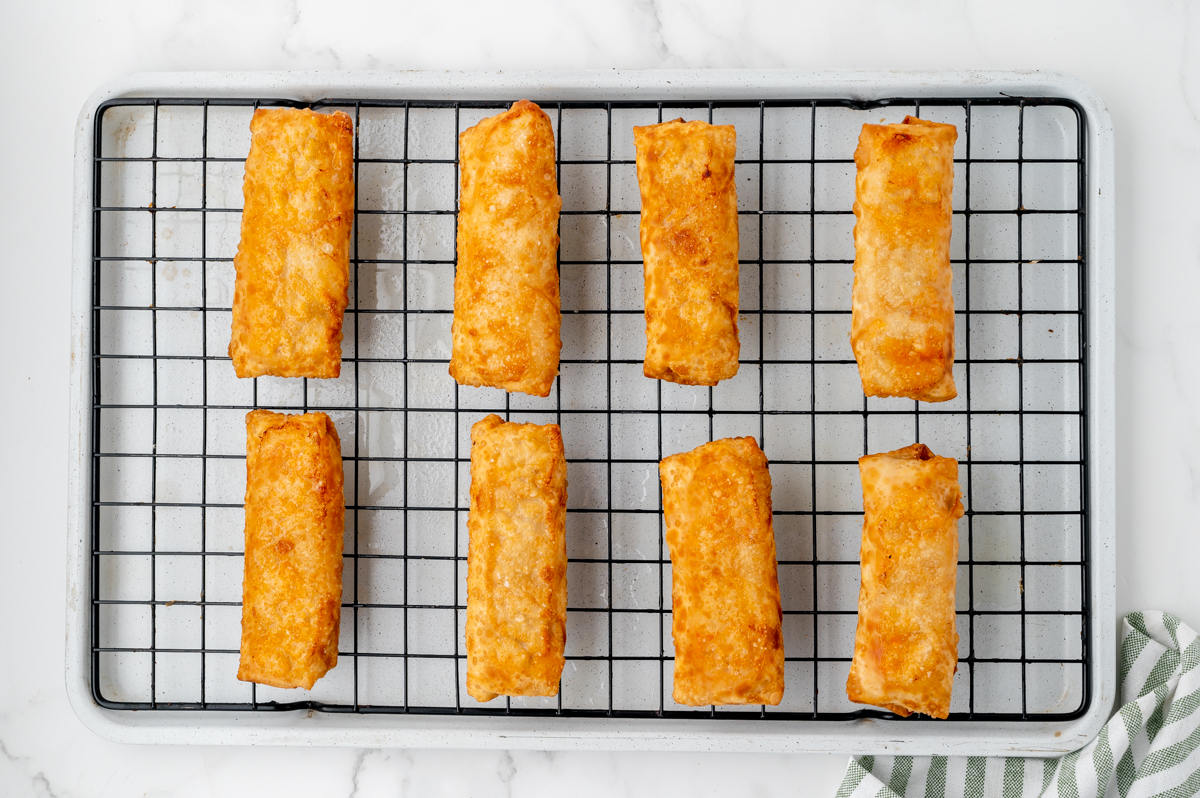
[836, 612, 1200, 798]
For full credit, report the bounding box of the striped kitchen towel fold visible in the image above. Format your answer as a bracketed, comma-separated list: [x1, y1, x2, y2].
[835, 612, 1200, 798]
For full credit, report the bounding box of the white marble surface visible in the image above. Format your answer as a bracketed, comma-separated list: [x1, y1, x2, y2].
[1, 0, 1195, 795]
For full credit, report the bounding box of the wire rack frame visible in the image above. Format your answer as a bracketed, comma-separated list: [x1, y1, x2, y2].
[90, 94, 1090, 722]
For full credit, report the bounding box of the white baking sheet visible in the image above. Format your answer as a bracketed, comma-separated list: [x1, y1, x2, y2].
[67, 69, 1115, 754]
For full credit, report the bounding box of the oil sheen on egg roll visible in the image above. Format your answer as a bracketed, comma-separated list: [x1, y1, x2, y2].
[230, 108, 354, 379]
[635, 119, 740, 386]
[466, 414, 568, 701]
[851, 116, 958, 402]
[238, 410, 345, 690]
[450, 101, 563, 398]
[660, 437, 783, 706]
[847, 443, 964, 719]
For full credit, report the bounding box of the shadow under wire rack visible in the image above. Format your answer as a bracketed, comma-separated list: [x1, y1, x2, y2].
[90, 93, 1089, 722]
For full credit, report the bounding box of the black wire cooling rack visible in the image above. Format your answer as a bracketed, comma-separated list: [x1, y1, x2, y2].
[90, 94, 1089, 722]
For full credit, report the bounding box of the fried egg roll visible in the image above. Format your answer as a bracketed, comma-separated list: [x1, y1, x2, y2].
[851, 116, 958, 402]
[238, 410, 345, 690]
[466, 414, 568, 701]
[847, 443, 964, 719]
[450, 101, 563, 398]
[635, 119, 740, 386]
[230, 108, 354, 379]
[660, 437, 783, 706]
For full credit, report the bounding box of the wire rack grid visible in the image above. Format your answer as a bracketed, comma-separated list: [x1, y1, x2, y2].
[90, 93, 1089, 722]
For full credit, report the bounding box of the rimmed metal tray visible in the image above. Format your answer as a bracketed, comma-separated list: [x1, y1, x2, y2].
[66, 69, 1115, 753]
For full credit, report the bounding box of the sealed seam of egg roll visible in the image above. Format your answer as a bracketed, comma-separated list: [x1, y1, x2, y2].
[851, 116, 958, 402]
[635, 119, 740, 386]
[660, 437, 783, 706]
[238, 410, 345, 690]
[450, 101, 563, 398]
[847, 443, 964, 719]
[230, 108, 354, 379]
[466, 414, 568, 702]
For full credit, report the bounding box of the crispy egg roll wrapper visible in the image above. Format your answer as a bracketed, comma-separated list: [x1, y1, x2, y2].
[635, 119, 740, 386]
[450, 100, 563, 398]
[230, 108, 354, 379]
[466, 414, 568, 701]
[660, 437, 784, 706]
[851, 116, 958, 402]
[238, 410, 345, 690]
[847, 443, 964, 719]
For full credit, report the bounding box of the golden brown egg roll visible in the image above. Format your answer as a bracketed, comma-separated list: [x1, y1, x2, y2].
[847, 443, 964, 718]
[635, 119, 740, 386]
[238, 410, 345, 690]
[466, 413, 568, 701]
[450, 101, 563, 398]
[851, 116, 958, 402]
[660, 437, 783, 706]
[230, 108, 354, 379]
